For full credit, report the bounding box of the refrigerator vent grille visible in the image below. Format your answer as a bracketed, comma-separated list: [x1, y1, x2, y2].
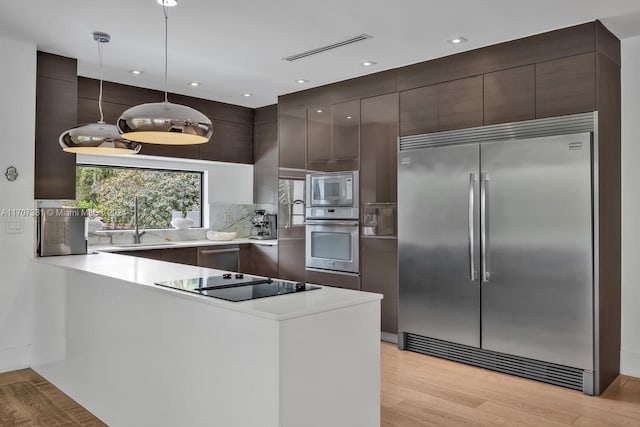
[282, 34, 372, 61]
[404, 334, 584, 391]
[399, 112, 595, 151]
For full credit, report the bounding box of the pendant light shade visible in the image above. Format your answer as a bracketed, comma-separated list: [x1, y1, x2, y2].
[60, 122, 142, 154]
[59, 32, 142, 155]
[117, 102, 212, 144]
[117, 3, 212, 145]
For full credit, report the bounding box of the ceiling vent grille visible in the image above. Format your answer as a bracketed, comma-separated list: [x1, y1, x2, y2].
[282, 34, 373, 61]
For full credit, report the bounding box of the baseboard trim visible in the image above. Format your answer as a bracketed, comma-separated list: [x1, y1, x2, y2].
[381, 332, 397, 344]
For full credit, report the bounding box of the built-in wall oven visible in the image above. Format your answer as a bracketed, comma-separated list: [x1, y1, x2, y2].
[305, 171, 359, 275]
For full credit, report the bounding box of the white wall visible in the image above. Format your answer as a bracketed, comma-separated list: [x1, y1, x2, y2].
[0, 36, 36, 372]
[621, 36, 640, 378]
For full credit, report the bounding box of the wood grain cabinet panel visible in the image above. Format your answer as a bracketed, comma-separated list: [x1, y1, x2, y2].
[361, 93, 398, 204]
[251, 244, 278, 278]
[361, 237, 398, 334]
[277, 238, 306, 282]
[35, 52, 78, 200]
[253, 105, 278, 204]
[279, 109, 307, 170]
[483, 65, 535, 125]
[306, 106, 332, 170]
[535, 53, 596, 118]
[200, 120, 253, 164]
[437, 76, 484, 131]
[399, 85, 437, 136]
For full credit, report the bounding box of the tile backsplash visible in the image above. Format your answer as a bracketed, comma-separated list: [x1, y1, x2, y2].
[209, 202, 276, 238]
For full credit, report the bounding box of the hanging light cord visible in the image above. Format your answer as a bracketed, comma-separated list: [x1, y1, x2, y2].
[97, 40, 105, 123]
[163, 4, 169, 103]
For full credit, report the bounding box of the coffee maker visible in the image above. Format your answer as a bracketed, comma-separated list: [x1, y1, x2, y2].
[249, 210, 277, 240]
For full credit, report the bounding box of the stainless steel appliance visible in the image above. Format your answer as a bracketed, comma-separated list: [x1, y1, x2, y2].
[306, 171, 359, 219]
[249, 210, 277, 240]
[398, 113, 596, 394]
[155, 274, 320, 302]
[305, 171, 360, 274]
[37, 207, 88, 256]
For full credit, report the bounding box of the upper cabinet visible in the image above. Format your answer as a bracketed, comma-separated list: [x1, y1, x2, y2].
[35, 52, 78, 199]
[253, 105, 278, 204]
[484, 65, 535, 125]
[200, 119, 253, 164]
[399, 85, 437, 137]
[535, 53, 596, 119]
[437, 76, 484, 132]
[307, 100, 360, 172]
[279, 109, 307, 170]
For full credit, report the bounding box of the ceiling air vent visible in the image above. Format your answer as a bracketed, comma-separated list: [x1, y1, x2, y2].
[282, 34, 373, 61]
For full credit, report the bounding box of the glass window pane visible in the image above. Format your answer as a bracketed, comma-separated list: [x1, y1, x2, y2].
[311, 232, 351, 261]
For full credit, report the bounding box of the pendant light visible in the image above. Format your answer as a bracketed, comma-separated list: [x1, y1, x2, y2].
[117, 2, 213, 145]
[59, 32, 142, 155]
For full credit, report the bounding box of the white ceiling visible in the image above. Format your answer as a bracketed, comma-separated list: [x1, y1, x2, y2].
[1, 0, 640, 109]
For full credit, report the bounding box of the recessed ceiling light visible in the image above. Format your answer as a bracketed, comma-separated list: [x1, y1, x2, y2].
[157, 0, 178, 6]
[243, 93, 252, 97]
[129, 70, 143, 75]
[361, 61, 376, 67]
[346, 116, 352, 119]
[188, 81, 200, 87]
[296, 79, 309, 84]
[316, 109, 323, 113]
[448, 36, 468, 44]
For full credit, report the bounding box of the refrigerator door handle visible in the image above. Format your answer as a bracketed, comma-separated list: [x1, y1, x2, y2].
[481, 172, 489, 283]
[468, 172, 478, 281]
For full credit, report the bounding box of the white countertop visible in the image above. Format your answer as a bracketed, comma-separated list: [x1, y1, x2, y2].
[34, 252, 381, 321]
[92, 238, 277, 252]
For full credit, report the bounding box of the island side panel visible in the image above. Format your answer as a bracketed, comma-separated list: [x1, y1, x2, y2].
[32, 268, 281, 427]
[279, 301, 381, 427]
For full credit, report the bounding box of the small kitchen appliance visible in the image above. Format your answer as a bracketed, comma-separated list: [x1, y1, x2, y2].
[37, 207, 88, 256]
[249, 209, 277, 240]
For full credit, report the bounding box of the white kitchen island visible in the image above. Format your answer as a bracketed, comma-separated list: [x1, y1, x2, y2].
[31, 253, 382, 427]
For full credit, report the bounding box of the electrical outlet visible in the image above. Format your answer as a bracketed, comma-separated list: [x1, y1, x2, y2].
[5, 218, 24, 234]
[224, 212, 232, 222]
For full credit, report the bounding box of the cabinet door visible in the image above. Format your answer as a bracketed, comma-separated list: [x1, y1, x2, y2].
[162, 247, 198, 266]
[278, 238, 306, 282]
[35, 53, 77, 200]
[361, 237, 398, 334]
[200, 120, 253, 164]
[279, 109, 307, 170]
[115, 249, 164, 261]
[254, 106, 278, 204]
[331, 100, 360, 171]
[399, 85, 437, 136]
[197, 245, 240, 272]
[307, 106, 332, 171]
[535, 53, 596, 118]
[361, 93, 398, 204]
[437, 76, 483, 131]
[484, 65, 535, 125]
[251, 244, 278, 278]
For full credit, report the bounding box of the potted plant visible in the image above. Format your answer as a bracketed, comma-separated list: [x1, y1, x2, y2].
[171, 208, 194, 230]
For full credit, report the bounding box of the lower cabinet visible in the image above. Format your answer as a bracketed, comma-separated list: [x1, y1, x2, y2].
[361, 237, 398, 334]
[197, 245, 240, 271]
[278, 238, 306, 282]
[115, 247, 198, 266]
[238, 243, 278, 277]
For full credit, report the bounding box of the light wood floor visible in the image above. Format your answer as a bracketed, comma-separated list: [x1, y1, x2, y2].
[1, 343, 639, 426]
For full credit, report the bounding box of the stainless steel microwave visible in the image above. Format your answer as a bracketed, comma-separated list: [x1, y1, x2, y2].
[306, 171, 359, 219]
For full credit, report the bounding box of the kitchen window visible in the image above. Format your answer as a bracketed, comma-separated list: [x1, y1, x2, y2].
[72, 165, 203, 230]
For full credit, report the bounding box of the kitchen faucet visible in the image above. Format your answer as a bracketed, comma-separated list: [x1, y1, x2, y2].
[133, 196, 145, 244]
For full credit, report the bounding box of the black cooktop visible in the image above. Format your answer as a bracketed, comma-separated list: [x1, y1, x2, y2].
[155, 273, 320, 302]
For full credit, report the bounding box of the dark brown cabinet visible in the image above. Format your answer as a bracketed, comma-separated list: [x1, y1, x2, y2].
[361, 238, 398, 334]
[279, 109, 307, 170]
[200, 120, 253, 164]
[253, 105, 278, 204]
[307, 100, 360, 172]
[484, 65, 535, 125]
[360, 93, 398, 204]
[116, 247, 198, 266]
[536, 53, 596, 118]
[35, 52, 77, 200]
[306, 269, 360, 291]
[197, 245, 240, 271]
[437, 76, 484, 131]
[250, 244, 278, 278]
[277, 237, 306, 282]
[399, 85, 437, 137]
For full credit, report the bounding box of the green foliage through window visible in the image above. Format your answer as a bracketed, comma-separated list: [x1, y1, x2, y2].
[73, 165, 202, 230]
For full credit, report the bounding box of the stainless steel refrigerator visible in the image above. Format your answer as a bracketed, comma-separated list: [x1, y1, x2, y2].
[398, 114, 596, 394]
